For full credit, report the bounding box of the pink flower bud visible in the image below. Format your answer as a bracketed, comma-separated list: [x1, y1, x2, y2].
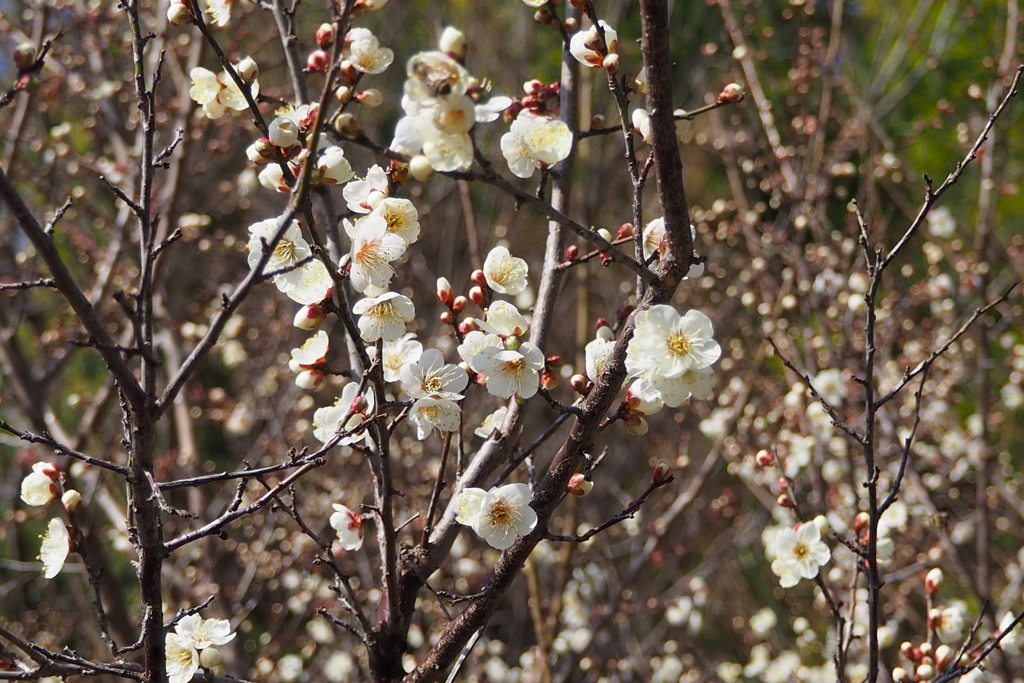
[533, 8, 553, 24]
[567, 473, 593, 497]
[777, 493, 795, 508]
[316, 23, 336, 48]
[892, 668, 911, 683]
[524, 79, 544, 95]
[934, 644, 954, 670]
[293, 304, 325, 330]
[307, 50, 331, 74]
[899, 642, 914, 660]
[919, 642, 933, 657]
[602, 53, 620, 74]
[594, 318, 611, 331]
[334, 85, 352, 103]
[437, 277, 454, 305]
[451, 296, 467, 314]
[925, 567, 943, 595]
[590, 114, 605, 128]
[853, 511, 870, 532]
[356, 88, 383, 108]
[470, 269, 488, 287]
[469, 286, 487, 308]
[652, 463, 670, 483]
[350, 395, 369, 414]
[333, 113, 362, 138]
[13, 44, 36, 72]
[565, 245, 578, 261]
[718, 82, 745, 103]
[540, 369, 558, 390]
[569, 0, 592, 12]
[546, 355, 564, 368]
[915, 663, 934, 681]
[755, 449, 775, 466]
[166, 0, 192, 26]
[61, 489, 82, 512]
[339, 60, 359, 83]
[570, 374, 591, 396]
[440, 311, 455, 325]
[458, 318, 479, 335]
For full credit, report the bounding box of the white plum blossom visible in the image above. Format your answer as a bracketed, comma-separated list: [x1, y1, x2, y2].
[769, 522, 831, 588]
[313, 382, 374, 445]
[626, 306, 720, 407]
[624, 379, 665, 416]
[189, 66, 258, 119]
[408, 396, 463, 439]
[457, 330, 504, 373]
[475, 406, 508, 438]
[456, 483, 537, 550]
[500, 111, 573, 178]
[345, 213, 408, 293]
[344, 165, 389, 213]
[330, 503, 365, 550]
[569, 21, 618, 68]
[474, 342, 545, 399]
[344, 28, 394, 75]
[353, 292, 415, 342]
[315, 146, 354, 185]
[812, 368, 847, 405]
[40, 518, 70, 579]
[268, 116, 299, 147]
[165, 633, 200, 683]
[483, 246, 529, 295]
[21, 462, 59, 506]
[477, 301, 530, 338]
[246, 218, 312, 291]
[371, 198, 421, 245]
[585, 335, 615, 380]
[175, 615, 236, 649]
[370, 333, 423, 382]
[401, 349, 469, 400]
[282, 259, 333, 305]
[204, 0, 232, 27]
[288, 330, 329, 374]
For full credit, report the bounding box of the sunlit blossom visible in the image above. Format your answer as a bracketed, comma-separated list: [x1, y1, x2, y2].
[330, 503, 365, 550]
[456, 483, 537, 550]
[204, 0, 232, 27]
[313, 382, 375, 445]
[316, 146, 354, 185]
[500, 111, 573, 178]
[175, 614, 236, 649]
[21, 462, 59, 506]
[474, 342, 544, 399]
[40, 518, 70, 579]
[370, 198, 421, 245]
[401, 349, 469, 400]
[569, 21, 618, 68]
[474, 406, 509, 438]
[369, 333, 423, 382]
[626, 306, 721, 394]
[769, 522, 831, 588]
[165, 633, 200, 683]
[477, 301, 530, 338]
[189, 66, 258, 120]
[344, 28, 394, 75]
[408, 396, 463, 439]
[345, 213, 407, 293]
[344, 165, 389, 213]
[353, 292, 415, 342]
[288, 330, 329, 373]
[483, 246, 529, 295]
[457, 330, 504, 373]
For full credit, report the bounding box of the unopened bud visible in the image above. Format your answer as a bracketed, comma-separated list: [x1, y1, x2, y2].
[436, 277, 453, 304]
[350, 395, 369, 414]
[295, 369, 324, 390]
[458, 319, 478, 336]
[925, 567, 943, 595]
[540, 369, 558, 390]
[900, 641, 914, 660]
[616, 223, 633, 239]
[13, 44, 36, 72]
[293, 304, 325, 330]
[602, 53, 620, 74]
[919, 642, 933, 657]
[409, 155, 434, 181]
[853, 511, 870, 532]
[199, 647, 223, 669]
[565, 245, 578, 261]
[524, 79, 544, 95]
[755, 449, 775, 466]
[567, 473, 593, 497]
[470, 269, 488, 287]
[61, 489, 82, 512]
[546, 355, 564, 368]
[439, 26, 467, 62]
[563, 16, 577, 30]
[334, 85, 352, 103]
[533, 8, 553, 24]
[718, 82, 745, 103]
[451, 296, 467, 314]
[166, 0, 192, 26]
[307, 50, 331, 74]
[892, 668, 911, 683]
[934, 644, 954, 670]
[597, 228, 613, 243]
[590, 114, 605, 128]
[469, 286, 487, 307]
[777, 493, 795, 508]
[652, 462, 670, 483]
[625, 415, 649, 436]
[928, 608, 942, 629]
[356, 88, 383, 108]
[237, 56, 259, 83]
[339, 60, 359, 83]
[570, 374, 591, 396]
[916, 663, 935, 681]
[316, 23, 336, 48]
[440, 310, 455, 325]
[333, 113, 362, 138]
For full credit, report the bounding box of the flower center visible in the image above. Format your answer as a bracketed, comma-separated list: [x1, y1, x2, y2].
[273, 238, 298, 264]
[486, 500, 517, 529]
[500, 357, 526, 377]
[424, 376, 443, 393]
[369, 301, 397, 318]
[793, 542, 809, 559]
[667, 332, 692, 357]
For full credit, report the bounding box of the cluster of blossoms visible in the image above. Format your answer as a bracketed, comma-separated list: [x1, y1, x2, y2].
[456, 483, 538, 550]
[188, 58, 258, 120]
[20, 462, 79, 578]
[165, 615, 236, 683]
[391, 30, 511, 172]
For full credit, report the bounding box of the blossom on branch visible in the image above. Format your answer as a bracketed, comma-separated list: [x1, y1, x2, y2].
[482, 246, 529, 295]
[21, 462, 59, 506]
[569, 21, 618, 68]
[500, 111, 573, 178]
[408, 396, 463, 439]
[401, 349, 469, 400]
[330, 503, 365, 550]
[189, 65, 258, 120]
[343, 28, 394, 75]
[313, 382, 375, 446]
[474, 342, 544, 399]
[369, 333, 423, 382]
[353, 292, 415, 342]
[766, 521, 831, 588]
[345, 213, 408, 293]
[456, 483, 537, 550]
[344, 165, 389, 213]
[39, 518, 70, 579]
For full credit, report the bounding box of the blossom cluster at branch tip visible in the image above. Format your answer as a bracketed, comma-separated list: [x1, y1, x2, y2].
[569, 20, 618, 69]
[165, 615, 236, 683]
[246, 218, 332, 306]
[456, 483, 538, 550]
[189, 62, 259, 120]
